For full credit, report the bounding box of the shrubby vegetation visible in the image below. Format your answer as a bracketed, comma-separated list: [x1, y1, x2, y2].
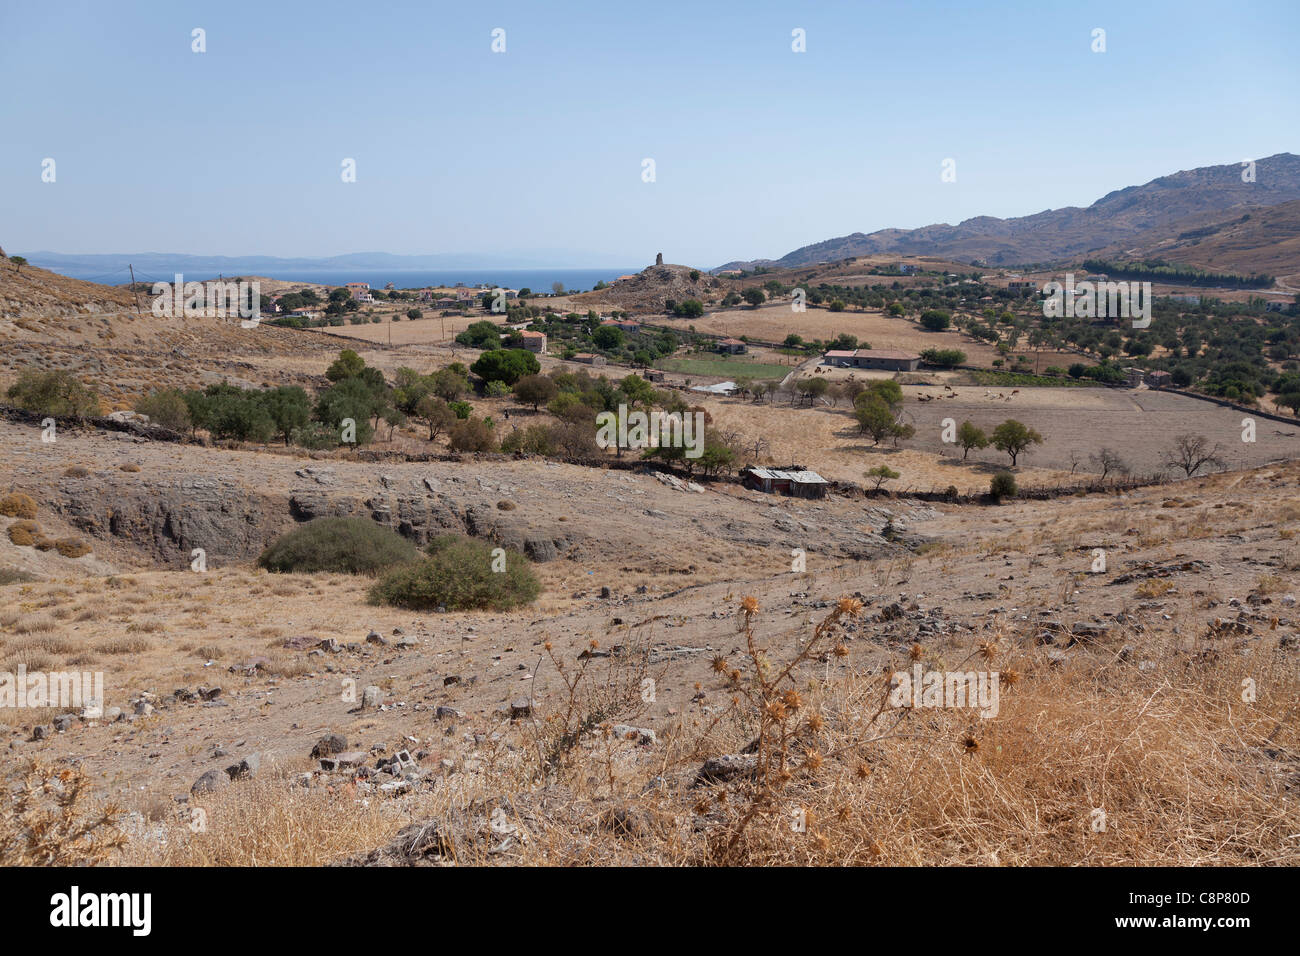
[257, 517, 419, 574]
[6, 370, 100, 417]
[1080, 258, 1273, 289]
[368, 535, 540, 611]
[989, 471, 1018, 500]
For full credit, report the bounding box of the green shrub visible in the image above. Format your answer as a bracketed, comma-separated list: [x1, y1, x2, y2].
[6, 370, 100, 417]
[470, 348, 540, 385]
[989, 471, 1018, 501]
[257, 517, 419, 574]
[134, 389, 192, 432]
[289, 421, 345, 450]
[368, 535, 540, 611]
[500, 423, 557, 456]
[920, 310, 951, 331]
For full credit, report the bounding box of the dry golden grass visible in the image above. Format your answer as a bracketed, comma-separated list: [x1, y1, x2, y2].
[87, 600, 1299, 868]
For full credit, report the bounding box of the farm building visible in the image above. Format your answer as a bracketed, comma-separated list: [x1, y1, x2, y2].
[1124, 367, 1145, 388]
[571, 352, 607, 366]
[741, 466, 829, 499]
[823, 348, 921, 372]
[1146, 370, 1172, 388]
[519, 330, 547, 354]
[601, 318, 641, 332]
[717, 338, 748, 354]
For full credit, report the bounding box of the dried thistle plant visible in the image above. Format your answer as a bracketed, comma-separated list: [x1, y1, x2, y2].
[0, 760, 126, 865]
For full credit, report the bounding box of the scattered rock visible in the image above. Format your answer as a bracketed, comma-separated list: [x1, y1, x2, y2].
[311, 734, 348, 758]
[192, 769, 230, 794]
[226, 753, 261, 780]
[694, 754, 758, 785]
[608, 724, 656, 746]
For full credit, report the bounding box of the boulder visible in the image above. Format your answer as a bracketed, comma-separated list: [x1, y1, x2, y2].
[310, 734, 348, 758]
[192, 769, 230, 794]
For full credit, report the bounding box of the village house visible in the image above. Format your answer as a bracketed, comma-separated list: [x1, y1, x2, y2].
[717, 338, 747, 354]
[345, 282, 373, 303]
[740, 465, 829, 499]
[1124, 367, 1145, 388]
[519, 330, 547, 354]
[823, 348, 921, 372]
[571, 352, 607, 366]
[601, 318, 641, 332]
[1146, 370, 1172, 388]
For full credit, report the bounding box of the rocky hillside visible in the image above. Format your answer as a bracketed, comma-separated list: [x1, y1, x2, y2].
[0, 259, 137, 320]
[580, 263, 724, 312]
[719, 152, 1300, 274]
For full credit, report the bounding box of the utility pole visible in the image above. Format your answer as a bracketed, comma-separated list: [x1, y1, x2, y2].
[128, 264, 142, 317]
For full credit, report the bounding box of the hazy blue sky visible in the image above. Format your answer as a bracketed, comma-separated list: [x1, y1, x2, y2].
[2, 0, 1296, 268]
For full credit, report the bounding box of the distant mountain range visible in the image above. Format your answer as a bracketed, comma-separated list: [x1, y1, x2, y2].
[715, 153, 1300, 278]
[19, 250, 627, 280]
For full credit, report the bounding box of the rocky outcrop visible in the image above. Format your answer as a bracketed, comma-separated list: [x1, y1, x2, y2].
[52, 469, 577, 566]
[58, 473, 288, 566]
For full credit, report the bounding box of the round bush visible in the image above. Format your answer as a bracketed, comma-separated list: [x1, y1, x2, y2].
[7, 520, 39, 546]
[257, 517, 419, 574]
[55, 537, 92, 558]
[989, 471, 1018, 500]
[0, 493, 38, 519]
[368, 535, 540, 611]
